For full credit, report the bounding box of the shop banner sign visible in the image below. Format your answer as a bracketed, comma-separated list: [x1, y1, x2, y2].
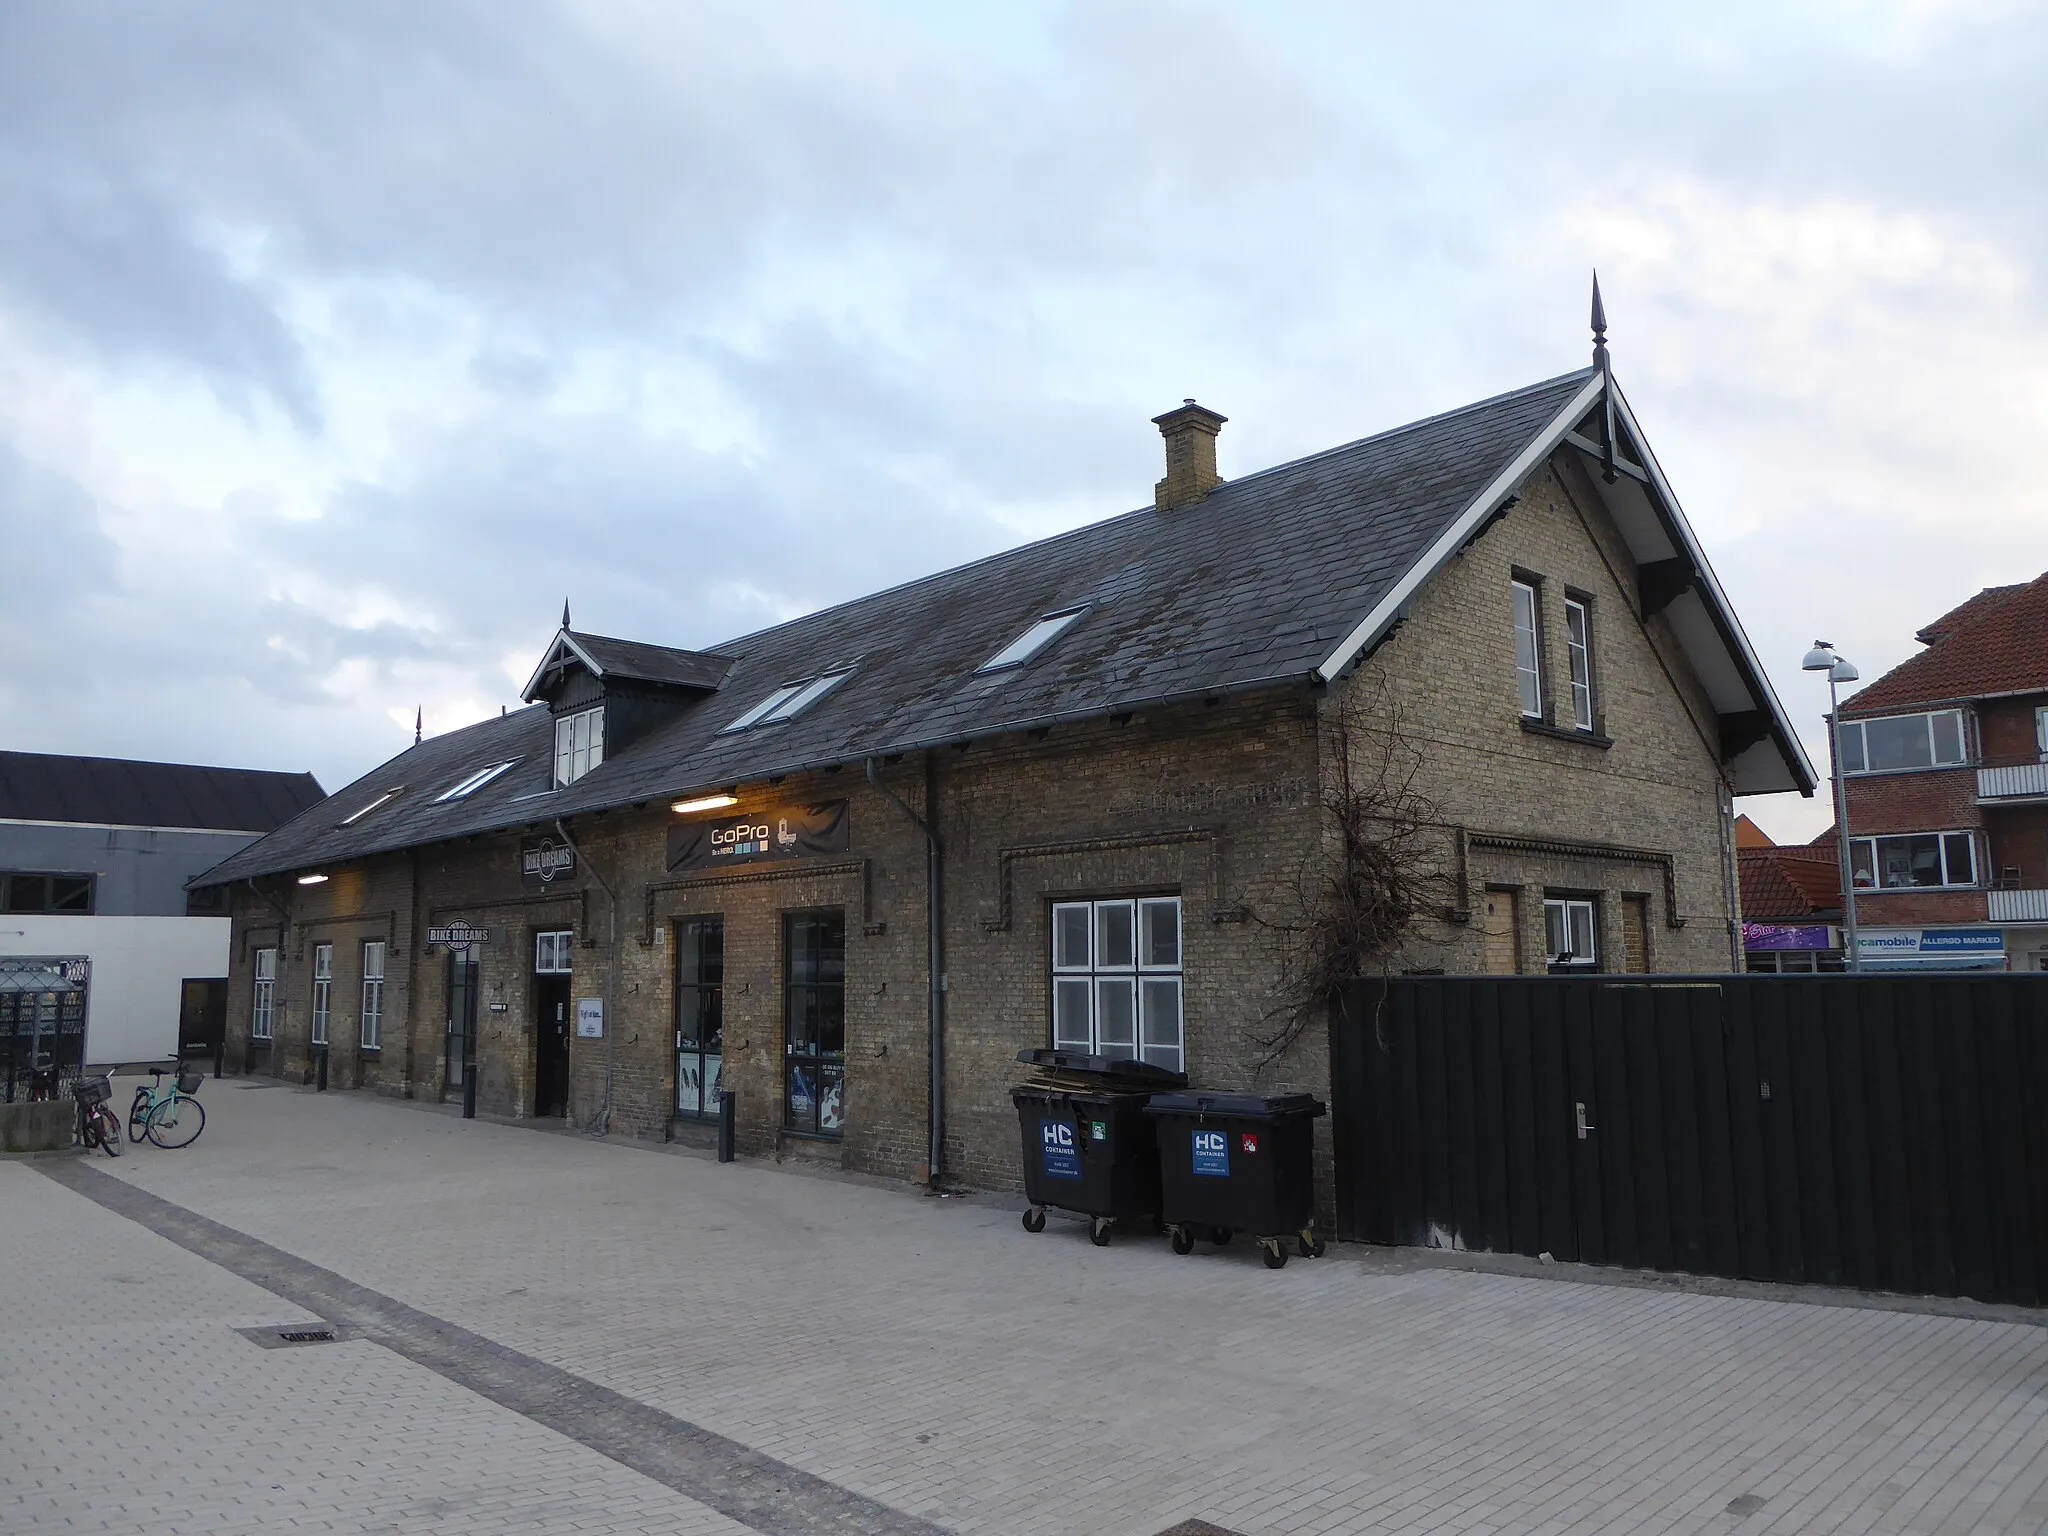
[520, 835, 577, 888]
[1040, 1119, 1081, 1180]
[426, 922, 491, 948]
[1854, 927, 2004, 961]
[1743, 923, 1834, 952]
[666, 801, 849, 873]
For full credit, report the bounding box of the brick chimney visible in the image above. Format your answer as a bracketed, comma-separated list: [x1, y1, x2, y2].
[1152, 399, 1226, 511]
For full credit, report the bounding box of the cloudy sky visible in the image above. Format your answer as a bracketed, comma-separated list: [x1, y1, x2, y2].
[2, 1, 2042, 840]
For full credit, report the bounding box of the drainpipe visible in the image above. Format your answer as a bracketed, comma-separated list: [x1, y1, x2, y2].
[555, 818, 620, 1137]
[866, 754, 944, 1186]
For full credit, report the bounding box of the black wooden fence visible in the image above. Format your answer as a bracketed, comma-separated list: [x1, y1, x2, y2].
[1330, 975, 2048, 1305]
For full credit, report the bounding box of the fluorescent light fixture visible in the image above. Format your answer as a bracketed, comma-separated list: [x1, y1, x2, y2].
[297, 872, 330, 885]
[672, 793, 740, 815]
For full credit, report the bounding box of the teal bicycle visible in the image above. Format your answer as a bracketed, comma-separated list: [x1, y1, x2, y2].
[127, 1064, 207, 1149]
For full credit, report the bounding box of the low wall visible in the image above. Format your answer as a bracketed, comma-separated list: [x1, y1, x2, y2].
[1, 1101, 77, 1154]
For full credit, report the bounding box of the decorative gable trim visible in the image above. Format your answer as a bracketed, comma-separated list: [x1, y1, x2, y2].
[521, 629, 605, 704]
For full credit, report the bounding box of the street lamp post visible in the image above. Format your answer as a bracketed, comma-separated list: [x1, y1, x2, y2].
[1802, 642, 1863, 973]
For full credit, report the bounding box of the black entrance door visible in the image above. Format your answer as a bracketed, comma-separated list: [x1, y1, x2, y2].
[179, 979, 227, 1066]
[444, 950, 478, 1101]
[535, 975, 570, 1117]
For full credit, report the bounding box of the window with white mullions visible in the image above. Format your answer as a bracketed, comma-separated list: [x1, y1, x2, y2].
[534, 931, 574, 974]
[1049, 897, 1183, 1072]
[979, 608, 1087, 674]
[1837, 710, 1966, 774]
[1512, 581, 1543, 719]
[554, 709, 604, 787]
[360, 941, 385, 1051]
[311, 943, 332, 1047]
[252, 948, 276, 1040]
[1543, 897, 1597, 971]
[1851, 831, 1977, 890]
[1564, 597, 1594, 731]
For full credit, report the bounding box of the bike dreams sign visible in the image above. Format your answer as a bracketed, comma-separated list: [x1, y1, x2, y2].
[520, 835, 577, 888]
[666, 801, 849, 873]
[425, 922, 492, 949]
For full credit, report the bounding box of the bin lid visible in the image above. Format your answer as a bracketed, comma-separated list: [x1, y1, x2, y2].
[1143, 1090, 1326, 1119]
[1013, 1048, 1187, 1088]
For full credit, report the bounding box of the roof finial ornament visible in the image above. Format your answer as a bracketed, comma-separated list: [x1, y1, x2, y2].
[562, 598, 571, 631]
[414, 706, 422, 745]
[1591, 270, 1618, 485]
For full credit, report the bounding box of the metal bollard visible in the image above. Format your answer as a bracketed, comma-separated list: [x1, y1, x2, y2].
[463, 1062, 478, 1120]
[315, 1045, 329, 1092]
[717, 1089, 736, 1163]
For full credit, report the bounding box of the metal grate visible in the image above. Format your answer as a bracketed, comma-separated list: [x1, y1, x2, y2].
[235, 1323, 345, 1349]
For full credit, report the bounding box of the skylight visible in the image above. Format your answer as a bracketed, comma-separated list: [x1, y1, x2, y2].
[338, 788, 401, 827]
[437, 760, 520, 803]
[978, 608, 1086, 673]
[720, 669, 854, 733]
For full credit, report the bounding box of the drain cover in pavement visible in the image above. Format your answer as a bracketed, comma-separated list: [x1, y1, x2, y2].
[1153, 1524, 1243, 1535]
[235, 1323, 344, 1348]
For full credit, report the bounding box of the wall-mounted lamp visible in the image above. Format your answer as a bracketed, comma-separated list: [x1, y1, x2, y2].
[296, 872, 330, 886]
[671, 792, 739, 816]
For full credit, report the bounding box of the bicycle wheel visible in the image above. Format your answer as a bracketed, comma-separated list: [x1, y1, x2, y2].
[96, 1107, 124, 1156]
[129, 1092, 151, 1142]
[146, 1097, 205, 1150]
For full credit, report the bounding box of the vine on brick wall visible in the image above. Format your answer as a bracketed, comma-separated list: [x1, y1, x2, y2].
[1249, 693, 1451, 1069]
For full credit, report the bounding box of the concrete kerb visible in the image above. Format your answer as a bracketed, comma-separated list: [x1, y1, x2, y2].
[257, 1077, 2048, 1331]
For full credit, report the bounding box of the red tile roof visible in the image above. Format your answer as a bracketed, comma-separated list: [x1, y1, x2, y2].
[1842, 571, 2048, 716]
[1733, 814, 1774, 849]
[1739, 844, 1842, 921]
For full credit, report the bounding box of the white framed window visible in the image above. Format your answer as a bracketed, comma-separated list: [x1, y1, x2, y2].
[1512, 580, 1543, 719]
[2036, 705, 2047, 761]
[311, 943, 332, 1047]
[1837, 710, 1966, 775]
[554, 708, 604, 787]
[720, 669, 854, 733]
[438, 759, 520, 802]
[252, 947, 276, 1040]
[535, 930, 574, 974]
[360, 940, 385, 1051]
[978, 608, 1086, 674]
[1049, 896, 1183, 1072]
[1564, 597, 1594, 731]
[1543, 898, 1597, 969]
[1851, 832, 1977, 890]
[338, 787, 401, 827]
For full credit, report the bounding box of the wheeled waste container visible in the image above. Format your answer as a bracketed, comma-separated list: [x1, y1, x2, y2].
[1145, 1090, 1327, 1268]
[1011, 1049, 1186, 1246]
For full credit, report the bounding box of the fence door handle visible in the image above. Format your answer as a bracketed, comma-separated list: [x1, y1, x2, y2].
[1575, 1101, 1596, 1139]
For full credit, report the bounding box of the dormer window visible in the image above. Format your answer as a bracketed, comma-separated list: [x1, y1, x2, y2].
[438, 760, 520, 802]
[338, 788, 401, 827]
[720, 669, 853, 733]
[554, 708, 604, 787]
[978, 607, 1085, 674]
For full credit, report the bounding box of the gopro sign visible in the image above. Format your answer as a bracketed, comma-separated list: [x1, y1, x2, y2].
[1192, 1129, 1230, 1178]
[1040, 1118, 1081, 1180]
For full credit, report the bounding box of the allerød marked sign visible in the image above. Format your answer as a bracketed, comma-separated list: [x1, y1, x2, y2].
[1191, 1129, 1230, 1178]
[426, 922, 491, 948]
[666, 801, 849, 873]
[520, 835, 577, 888]
[576, 998, 604, 1039]
[1040, 1118, 1082, 1180]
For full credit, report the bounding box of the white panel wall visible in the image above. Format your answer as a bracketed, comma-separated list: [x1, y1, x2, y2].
[0, 916, 230, 1064]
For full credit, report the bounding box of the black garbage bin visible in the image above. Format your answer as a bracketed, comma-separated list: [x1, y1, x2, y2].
[1145, 1090, 1328, 1268]
[1012, 1049, 1185, 1246]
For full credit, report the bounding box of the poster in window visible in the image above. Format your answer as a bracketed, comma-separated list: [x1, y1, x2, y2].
[667, 801, 849, 872]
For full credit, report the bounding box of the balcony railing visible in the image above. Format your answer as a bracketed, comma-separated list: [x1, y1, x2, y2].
[1977, 759, 2048, 802]
[1987, 888, 2048, 924]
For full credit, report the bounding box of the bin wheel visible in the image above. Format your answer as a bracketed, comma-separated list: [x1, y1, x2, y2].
[1089, 1217, 1113, 1247]
[1298, 1230, 1327, 1259]
[1170, 1226, 1195, 1255]
[1021, 1206, 1046, 1234]
[1209, 1226, 1233, 1247]
[1261, 1239, 1289, 1270]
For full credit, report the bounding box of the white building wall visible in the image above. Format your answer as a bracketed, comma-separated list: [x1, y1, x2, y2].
[0, 915, 230, 1064]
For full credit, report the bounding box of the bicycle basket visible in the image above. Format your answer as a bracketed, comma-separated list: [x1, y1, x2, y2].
[71, 1077, 111, 1105]
[177, 1069, 205, 1095]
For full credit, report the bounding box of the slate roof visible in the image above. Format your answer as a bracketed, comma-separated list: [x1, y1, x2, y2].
[0, 751, 324, 834]
[1843, 570, 2048, 717]
[1739, 844, 1842, 922]
[194, 366, 1805, 887]
[537, 632, 733, 694]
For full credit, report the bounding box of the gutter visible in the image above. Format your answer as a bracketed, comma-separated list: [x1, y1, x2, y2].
[554, 818, 621, 1138]
[866, 754, 945, 1187]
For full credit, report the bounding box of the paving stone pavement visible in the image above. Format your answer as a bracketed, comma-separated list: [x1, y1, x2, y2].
[9, 1079, 2048, 1535]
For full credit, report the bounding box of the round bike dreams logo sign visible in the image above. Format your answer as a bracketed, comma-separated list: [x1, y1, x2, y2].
[520, 836, 577, 888]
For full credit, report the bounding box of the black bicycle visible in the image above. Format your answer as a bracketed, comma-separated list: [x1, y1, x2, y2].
[72, 1070, 124, 1157]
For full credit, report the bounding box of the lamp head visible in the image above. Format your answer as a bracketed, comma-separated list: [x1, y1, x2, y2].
[1801, 642, 1836, 672]
[1829, 659, 1860, 684]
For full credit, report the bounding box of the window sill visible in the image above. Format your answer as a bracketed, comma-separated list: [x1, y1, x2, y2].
[780, 1127, 844, 1144]
[1521, 718, 1613, 749]
[358, 1047, 381, 1056]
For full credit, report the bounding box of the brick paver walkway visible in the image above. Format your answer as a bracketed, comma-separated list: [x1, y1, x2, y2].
[6, 1080, 2047, 1535]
